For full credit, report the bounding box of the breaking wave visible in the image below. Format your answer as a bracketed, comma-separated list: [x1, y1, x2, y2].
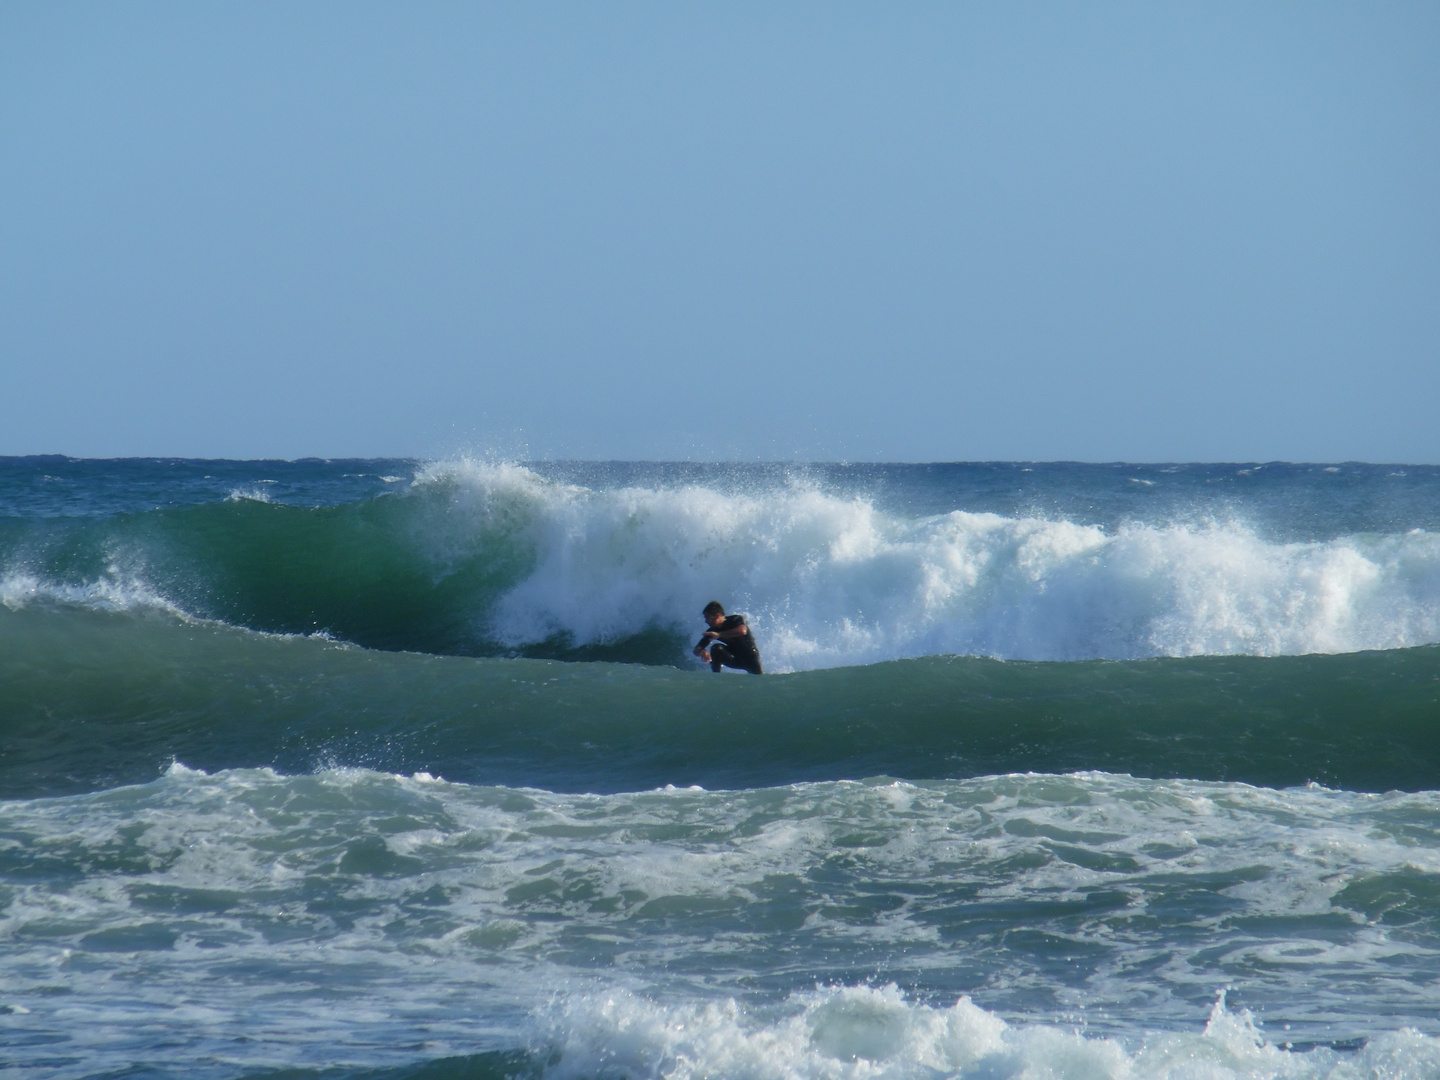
[3, 459, 1439, 668]
[538, 984, 1439, 1080]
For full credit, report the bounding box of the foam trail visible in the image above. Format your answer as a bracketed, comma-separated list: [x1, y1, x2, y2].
[422, 461, 1440, 669]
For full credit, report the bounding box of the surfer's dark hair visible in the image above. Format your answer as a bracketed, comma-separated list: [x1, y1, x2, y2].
[702, 601, 725, 618]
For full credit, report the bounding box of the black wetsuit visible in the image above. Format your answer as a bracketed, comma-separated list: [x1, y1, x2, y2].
[699, 614, 763, 674]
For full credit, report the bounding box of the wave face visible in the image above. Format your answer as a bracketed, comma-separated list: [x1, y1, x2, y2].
[4, 458, 1440, 668]
[5, 604, 1439, 800]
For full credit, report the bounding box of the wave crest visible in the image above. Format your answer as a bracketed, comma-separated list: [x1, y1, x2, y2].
[0, 570, 188, 617]
[422, 461, 1440, 668]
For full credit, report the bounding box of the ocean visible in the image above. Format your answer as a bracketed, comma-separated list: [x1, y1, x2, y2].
[2, 457, 1438, 1079]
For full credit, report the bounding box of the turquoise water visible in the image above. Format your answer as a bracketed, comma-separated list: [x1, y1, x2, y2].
[2, 458, 1439, 1078]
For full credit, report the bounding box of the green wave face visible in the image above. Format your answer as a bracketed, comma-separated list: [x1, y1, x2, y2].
[0, 478, 701, 664]
[4, 605, 1437, 800]
[0, 480, 575, 657]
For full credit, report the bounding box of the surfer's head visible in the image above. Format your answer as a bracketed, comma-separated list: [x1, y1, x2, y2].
[702, 601, 725, 627]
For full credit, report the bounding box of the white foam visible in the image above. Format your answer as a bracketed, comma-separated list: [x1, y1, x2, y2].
[225, 486, 273, 503]
[0, 571, 189, 617]
[4, 768, 1439, 1076]
[539, 983, 1439, 1080]
[415, 460, 1440, 669]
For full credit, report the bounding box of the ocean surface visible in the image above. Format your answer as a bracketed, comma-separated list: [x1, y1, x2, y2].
[3, 456, 1439, 1080]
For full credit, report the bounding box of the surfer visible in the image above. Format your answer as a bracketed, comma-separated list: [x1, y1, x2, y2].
[694, 601, 764, 674]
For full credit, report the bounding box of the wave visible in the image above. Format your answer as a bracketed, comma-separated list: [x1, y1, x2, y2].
[4, 460, 1440, 669]
[536, 984, 1436, 1080]
[4, 603, 1438, 799]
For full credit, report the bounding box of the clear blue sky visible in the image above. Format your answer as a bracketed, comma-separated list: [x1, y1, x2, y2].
[2, 2, 1437, 462]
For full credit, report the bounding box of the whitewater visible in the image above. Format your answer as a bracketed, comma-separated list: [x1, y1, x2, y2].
[3, 456, 1439, 1080]
[419, 460, 1440, 666]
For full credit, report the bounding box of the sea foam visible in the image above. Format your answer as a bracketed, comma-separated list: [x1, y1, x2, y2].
[0, 570, 189, 617]
[539, 984, 1440, 1080]
[4, 765, 1438, 1076]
